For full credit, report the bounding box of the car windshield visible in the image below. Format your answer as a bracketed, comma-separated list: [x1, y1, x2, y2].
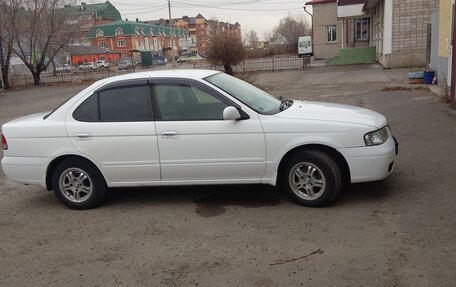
[204, 72, 287, 114]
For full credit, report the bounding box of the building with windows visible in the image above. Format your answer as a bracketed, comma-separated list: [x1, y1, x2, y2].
[147, 14, 241, 56]
[306, 0, 440, 67]
[305, 0, 342, 60]
[62, 1, 123, 46]
[87, 20, 188, 61]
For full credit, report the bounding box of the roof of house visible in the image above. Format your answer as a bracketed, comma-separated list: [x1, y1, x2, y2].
[338, 0, 365, 6]
[305, 0, 336, 5]
[87, 20, 188, 38]
[61, 2, 122, 20]
[81, 1, 122, 20]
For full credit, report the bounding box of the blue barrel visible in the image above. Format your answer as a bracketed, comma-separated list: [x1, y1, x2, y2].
[423, 71, 435, 84]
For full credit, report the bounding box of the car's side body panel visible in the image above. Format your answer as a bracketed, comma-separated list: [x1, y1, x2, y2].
[155, 116, 266, 181]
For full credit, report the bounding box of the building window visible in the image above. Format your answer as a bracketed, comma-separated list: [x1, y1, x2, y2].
[326, 25, 337, 43]
[96, 29, 104, 37]
[117, 40, 126, 47]
[98, 42, 106, 48]
[356, 18, 369, 41]
[115, 27, 123, 36]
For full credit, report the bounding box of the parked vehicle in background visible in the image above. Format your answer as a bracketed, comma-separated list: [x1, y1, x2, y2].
[1, 69, 398, 210]
[96, 60, 110, 69]
[177, 52, 203, 63]
[117, 60, 135, 70]
[56, 64, 73, 73]
[152, 55, 167, 66]
[298, 36, 313, 57]
[79, 62, 98, 70]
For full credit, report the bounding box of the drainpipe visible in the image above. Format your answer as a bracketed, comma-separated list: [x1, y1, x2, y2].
[303, 6, 314, 57]
[451, 0, 456, 106]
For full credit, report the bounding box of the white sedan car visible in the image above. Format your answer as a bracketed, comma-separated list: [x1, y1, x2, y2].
[1, 70, 398, 209]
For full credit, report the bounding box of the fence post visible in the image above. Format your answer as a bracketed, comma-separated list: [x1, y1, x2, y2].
[24, 75, 27, 85]
[243, 60, 246, 73]
[272, 58, 275, 72]
[83, 70, 87, 81]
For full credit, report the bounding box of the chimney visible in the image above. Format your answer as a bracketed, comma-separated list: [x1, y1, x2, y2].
[136, 18, 139, 22]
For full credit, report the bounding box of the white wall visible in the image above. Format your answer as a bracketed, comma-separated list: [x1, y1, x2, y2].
[383, 0, 392, 55]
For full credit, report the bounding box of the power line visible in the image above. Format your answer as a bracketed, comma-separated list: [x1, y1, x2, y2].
[173, 0, 302, 11]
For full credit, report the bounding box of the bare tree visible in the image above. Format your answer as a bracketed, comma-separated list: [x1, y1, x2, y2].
[0, 0, 16, 89]
[263, 30, 277, 43]
[244, 29, 258, 48]
[207, 29, 245, 76]
[11, 0, 80, 85]
[274, 14, 311, 52]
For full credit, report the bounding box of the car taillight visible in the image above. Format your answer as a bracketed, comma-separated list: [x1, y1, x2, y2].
[2, 134, 7, 150]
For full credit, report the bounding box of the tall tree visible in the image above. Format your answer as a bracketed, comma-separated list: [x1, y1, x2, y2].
[0, 0, 16, 89]
[11, 0, 80, 85]
[244, 29, 258, 48]
[274, 14, 311, 51]
[207, 29, 245, 75]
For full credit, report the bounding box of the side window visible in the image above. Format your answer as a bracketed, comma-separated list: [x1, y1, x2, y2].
[73, 94, 98, 122]
[99, 86, 153, 121]
[154, 84, 227, 121]
[73, 85, 154, 122]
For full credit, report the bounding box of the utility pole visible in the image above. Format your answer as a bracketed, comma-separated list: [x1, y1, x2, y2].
[168, 0, 171, 27]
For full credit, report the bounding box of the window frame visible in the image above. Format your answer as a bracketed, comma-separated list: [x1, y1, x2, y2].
[117, 40, 126, 47]
[115, 27, 123, 36]
[73, 79, 154, 122]
[149, 78, 247, 122]
[96, 29, 104, 37]
[326, 24, 337, 44]
[355, 18, 369, 41]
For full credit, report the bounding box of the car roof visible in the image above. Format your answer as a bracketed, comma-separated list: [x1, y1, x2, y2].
[103, 69, 220, 82]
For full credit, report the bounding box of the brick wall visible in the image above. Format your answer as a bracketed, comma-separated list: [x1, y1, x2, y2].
[391, 0, 439, 53]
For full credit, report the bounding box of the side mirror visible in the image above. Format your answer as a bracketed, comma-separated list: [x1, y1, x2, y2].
[223, 106, 242, 121]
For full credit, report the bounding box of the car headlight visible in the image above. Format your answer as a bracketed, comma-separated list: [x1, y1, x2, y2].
[364, 126, 390, 146]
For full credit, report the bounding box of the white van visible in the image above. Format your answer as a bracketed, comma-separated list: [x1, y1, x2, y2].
[298, 36, 313, 57]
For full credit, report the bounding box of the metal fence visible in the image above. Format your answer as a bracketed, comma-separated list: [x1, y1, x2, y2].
[8, 57, 310, 87]
[193, 57, 310, 72]
[10, 69, 136, 86]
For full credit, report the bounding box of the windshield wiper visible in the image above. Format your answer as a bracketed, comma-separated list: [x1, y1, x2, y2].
[279, 96, 293, 111]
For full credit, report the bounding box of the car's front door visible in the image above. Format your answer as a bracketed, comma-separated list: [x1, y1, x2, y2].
[66, 79, 161, 183]
[152, 79, 266, 182]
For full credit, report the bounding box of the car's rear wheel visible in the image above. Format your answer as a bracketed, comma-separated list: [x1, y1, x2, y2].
[52, 159, 107, 209]
[282, 150, 341, 207]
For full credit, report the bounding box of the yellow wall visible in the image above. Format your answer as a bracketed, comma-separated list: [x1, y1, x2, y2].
[439, 0, 452, 57]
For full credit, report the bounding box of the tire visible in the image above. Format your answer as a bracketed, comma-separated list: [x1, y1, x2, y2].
[52, 158, 107, 210]
[282, 150, 341, 207]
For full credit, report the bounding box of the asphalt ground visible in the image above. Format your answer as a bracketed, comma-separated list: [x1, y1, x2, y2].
[0, 64, 455, 286]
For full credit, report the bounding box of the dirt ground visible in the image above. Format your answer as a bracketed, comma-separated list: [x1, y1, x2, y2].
[1, 64, 455, 287]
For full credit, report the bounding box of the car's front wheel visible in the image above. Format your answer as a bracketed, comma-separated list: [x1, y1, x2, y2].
[282, 150, 341, 207]
[52, 159, 107, 209]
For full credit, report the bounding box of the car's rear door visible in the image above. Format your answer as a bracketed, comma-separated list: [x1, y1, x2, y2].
[66, 79, 161, 183]
[151, 78, 266, 182]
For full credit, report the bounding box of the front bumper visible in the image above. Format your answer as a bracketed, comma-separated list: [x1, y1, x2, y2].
[340, 136, 398, 184]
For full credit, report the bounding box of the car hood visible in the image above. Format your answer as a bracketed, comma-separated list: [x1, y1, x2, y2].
[276, 100, 387, 128]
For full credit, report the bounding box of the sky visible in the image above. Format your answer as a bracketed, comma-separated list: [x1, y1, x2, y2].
[87, 0, 312, 40]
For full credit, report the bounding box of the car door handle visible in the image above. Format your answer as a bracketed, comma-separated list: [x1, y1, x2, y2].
[160, 131, 179, 138]
[75, 133, 92, 140]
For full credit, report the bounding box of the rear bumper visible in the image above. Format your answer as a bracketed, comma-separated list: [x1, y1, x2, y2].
[1, 156, 47, 187]
[340, 136, 397, 183]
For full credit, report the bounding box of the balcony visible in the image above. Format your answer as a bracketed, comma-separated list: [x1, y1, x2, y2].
[337, 0, 369, 18]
